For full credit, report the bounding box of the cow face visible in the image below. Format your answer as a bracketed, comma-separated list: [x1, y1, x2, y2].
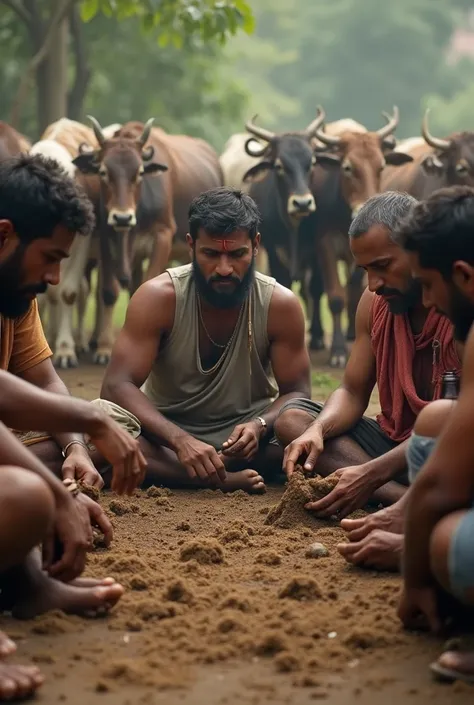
[315, 133, 413, 218]
[243, 135, 317, 219]
[420, 134, 474, 187]
[73, 139, 168, 231]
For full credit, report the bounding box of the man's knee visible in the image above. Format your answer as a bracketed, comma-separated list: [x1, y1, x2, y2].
[274, 408, 315, 447]
[413, 399, 456, 439]
[0, 467, 55, 538]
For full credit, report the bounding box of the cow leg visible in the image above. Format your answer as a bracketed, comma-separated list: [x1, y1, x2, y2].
[144, 221, 176, 282]
[346, 265, 365, 341]
[317, 233, 347, 368]
[266, 249, 292, 290]
[93, 240, 119, 366]
[131, 258, 143, 297]
[48, 232, 92, 369]
[308, 263, 325, 351]
[75, 274, 90, 356]
[256, 246, 269, 274]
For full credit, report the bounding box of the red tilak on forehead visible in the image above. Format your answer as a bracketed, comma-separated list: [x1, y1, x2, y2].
[215, 238, 236, 252]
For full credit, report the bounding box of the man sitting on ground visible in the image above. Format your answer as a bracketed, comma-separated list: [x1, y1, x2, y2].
[0, 154, 113, 488]
[393, 186, 474, 683]
[99, 187, 311, 493]
[274, 191, 461, 527]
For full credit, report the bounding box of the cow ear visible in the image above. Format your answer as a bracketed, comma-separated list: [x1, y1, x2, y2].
[381, 135, 397, 152]
[385, 152, 414, 166]
[242, 161, 274, 184]
[143, 162, 168, 174]
[420, 154, 444, 174]
[72, 153, 100, 174]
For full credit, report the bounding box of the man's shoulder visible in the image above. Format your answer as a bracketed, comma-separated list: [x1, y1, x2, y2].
[130, 272, 176, 328]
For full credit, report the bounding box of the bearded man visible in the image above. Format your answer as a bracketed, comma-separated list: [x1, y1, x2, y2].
[274, 190, 461, 523]
[99, 187, 311, 493]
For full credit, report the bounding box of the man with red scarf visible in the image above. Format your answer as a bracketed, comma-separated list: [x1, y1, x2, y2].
[274, 191, 461, 544]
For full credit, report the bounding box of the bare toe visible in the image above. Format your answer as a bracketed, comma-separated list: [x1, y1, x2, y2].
[0, 664, 43, 700]
[0, 633, 16, 659]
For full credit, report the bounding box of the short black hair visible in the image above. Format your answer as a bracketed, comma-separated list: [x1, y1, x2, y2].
[0, 153, 95, 243]
[349, 191, 418, 241]
[399, 185, 474, 279]
[188, 186, 261, 242]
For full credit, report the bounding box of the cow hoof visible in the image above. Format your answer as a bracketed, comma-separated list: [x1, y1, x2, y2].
[75, 344, 89, 357]
[93, 350, 111, 366]
[309, 337, 325, 351]
[329, 352, 347, 369]
[53, 354, 79, 370]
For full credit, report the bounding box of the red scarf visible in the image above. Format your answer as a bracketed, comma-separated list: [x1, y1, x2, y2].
[371, 296, 461, 443]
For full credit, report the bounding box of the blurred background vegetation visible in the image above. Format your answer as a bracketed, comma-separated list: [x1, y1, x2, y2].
[1, 0, 474, 150]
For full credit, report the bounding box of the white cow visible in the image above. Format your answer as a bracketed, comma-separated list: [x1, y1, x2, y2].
[32, 119, 98, 368]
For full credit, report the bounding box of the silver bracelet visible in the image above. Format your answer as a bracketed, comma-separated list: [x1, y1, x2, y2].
[255, 416, 267, 435]
[61, 440, 89, 459]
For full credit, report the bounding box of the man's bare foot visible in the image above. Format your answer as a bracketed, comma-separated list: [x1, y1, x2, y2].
[0, 664, 44, 700]
[337, 530, 402, 571]
[218, 469, 266, 494]
[0, 633, 16, 659]
[431, 651, 474, 683]
[341, 501, 405, 541]
[12, 575, 124, 620]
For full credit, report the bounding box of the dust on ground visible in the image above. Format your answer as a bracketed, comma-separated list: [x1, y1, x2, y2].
[3, 362, 471, 705]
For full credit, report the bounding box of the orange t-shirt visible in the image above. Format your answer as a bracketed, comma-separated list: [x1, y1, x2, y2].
[0, 299, 52, 375]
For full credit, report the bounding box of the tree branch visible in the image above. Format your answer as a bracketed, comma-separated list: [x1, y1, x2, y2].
[10, 0, 78, 127]
[67, 5, 92, 120]
[0, 0, 32, 26]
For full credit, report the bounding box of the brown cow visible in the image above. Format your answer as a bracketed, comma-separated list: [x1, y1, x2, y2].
[382, 108, 474, 198]
[0, 121, 30, 161]
[72, 116, 223, 365]
[303, 108, 414, 366]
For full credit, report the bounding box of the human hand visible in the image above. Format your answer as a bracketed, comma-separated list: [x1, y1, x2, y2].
[283, 424, 324, 477]
[176, 436, 226, 482]
[89, 417, 147, 495]
[62, 444, 104, 489]
[221, 420, 264, 461]
[305, 464, 377, 518]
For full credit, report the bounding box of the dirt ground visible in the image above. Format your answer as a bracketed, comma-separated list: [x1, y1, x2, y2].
[4, 360, 472, 704]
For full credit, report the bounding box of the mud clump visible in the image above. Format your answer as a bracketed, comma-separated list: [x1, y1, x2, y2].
[164, 579, 194, 604]
[256, 550, 282, 566]
[278, 576, 322, 601]
[265, 470, 339, 529]
[146, 486, 172, 498]
[179, 539, 224, 565]
[305, 542, 329, 559]
[78, 481, 100, 501]
[108, 500, 141, 516]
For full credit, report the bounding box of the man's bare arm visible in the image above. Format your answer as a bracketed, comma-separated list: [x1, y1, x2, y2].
[312, 287, 377, 439]
[403, 325, 474, 590]
[260, 285, 311, 432]
[101, 275, 194, 451]
[19, 359, 89, 453]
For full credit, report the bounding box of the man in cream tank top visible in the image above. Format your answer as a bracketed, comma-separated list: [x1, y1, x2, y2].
[99, 187, 310, 493]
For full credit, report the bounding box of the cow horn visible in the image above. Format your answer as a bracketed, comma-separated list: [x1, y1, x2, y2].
[244, 138, 268, 158]
[313, 122, 341, 147]
[138, 118, 155, 147]
[305, 105, 326, 137]
[86, 115, 106, 147]
[421, 109, 450, 151]
[245, 115, 275, 143]
[376, 106, 399, 139]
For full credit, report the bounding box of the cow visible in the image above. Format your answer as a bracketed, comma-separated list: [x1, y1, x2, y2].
[381, 108, 474, 198]
[234, 108, 327, 294]
[0, 121, 30, 161]
[31, 119, 99, 368]
[72, 116, 223, 365]
[302, 107, 415, 367]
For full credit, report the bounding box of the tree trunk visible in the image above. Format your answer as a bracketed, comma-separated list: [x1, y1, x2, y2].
[67, 6, 91, 121]
[37, 0, 69, 133]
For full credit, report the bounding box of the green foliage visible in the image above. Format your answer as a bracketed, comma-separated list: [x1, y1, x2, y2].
[80, 0, 254, 46]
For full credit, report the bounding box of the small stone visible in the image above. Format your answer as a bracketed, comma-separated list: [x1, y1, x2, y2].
[305, 542, 329, 559]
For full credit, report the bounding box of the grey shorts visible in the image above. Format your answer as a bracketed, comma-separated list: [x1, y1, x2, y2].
[407, 433, 474, 603]
[277, 397, 398, 460]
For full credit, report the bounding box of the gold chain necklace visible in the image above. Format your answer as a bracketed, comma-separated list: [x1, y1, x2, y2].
[197, 294, 243, 349]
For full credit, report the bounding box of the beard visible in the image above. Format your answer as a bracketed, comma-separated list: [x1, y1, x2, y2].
[192, 256, 255, 310]
[447, 285, 474, 343]
[0, 245, 47, 319]
[376, 277, 422, 315]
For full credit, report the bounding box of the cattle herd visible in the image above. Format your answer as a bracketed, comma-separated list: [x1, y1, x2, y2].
[0, 107, 472, 369]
